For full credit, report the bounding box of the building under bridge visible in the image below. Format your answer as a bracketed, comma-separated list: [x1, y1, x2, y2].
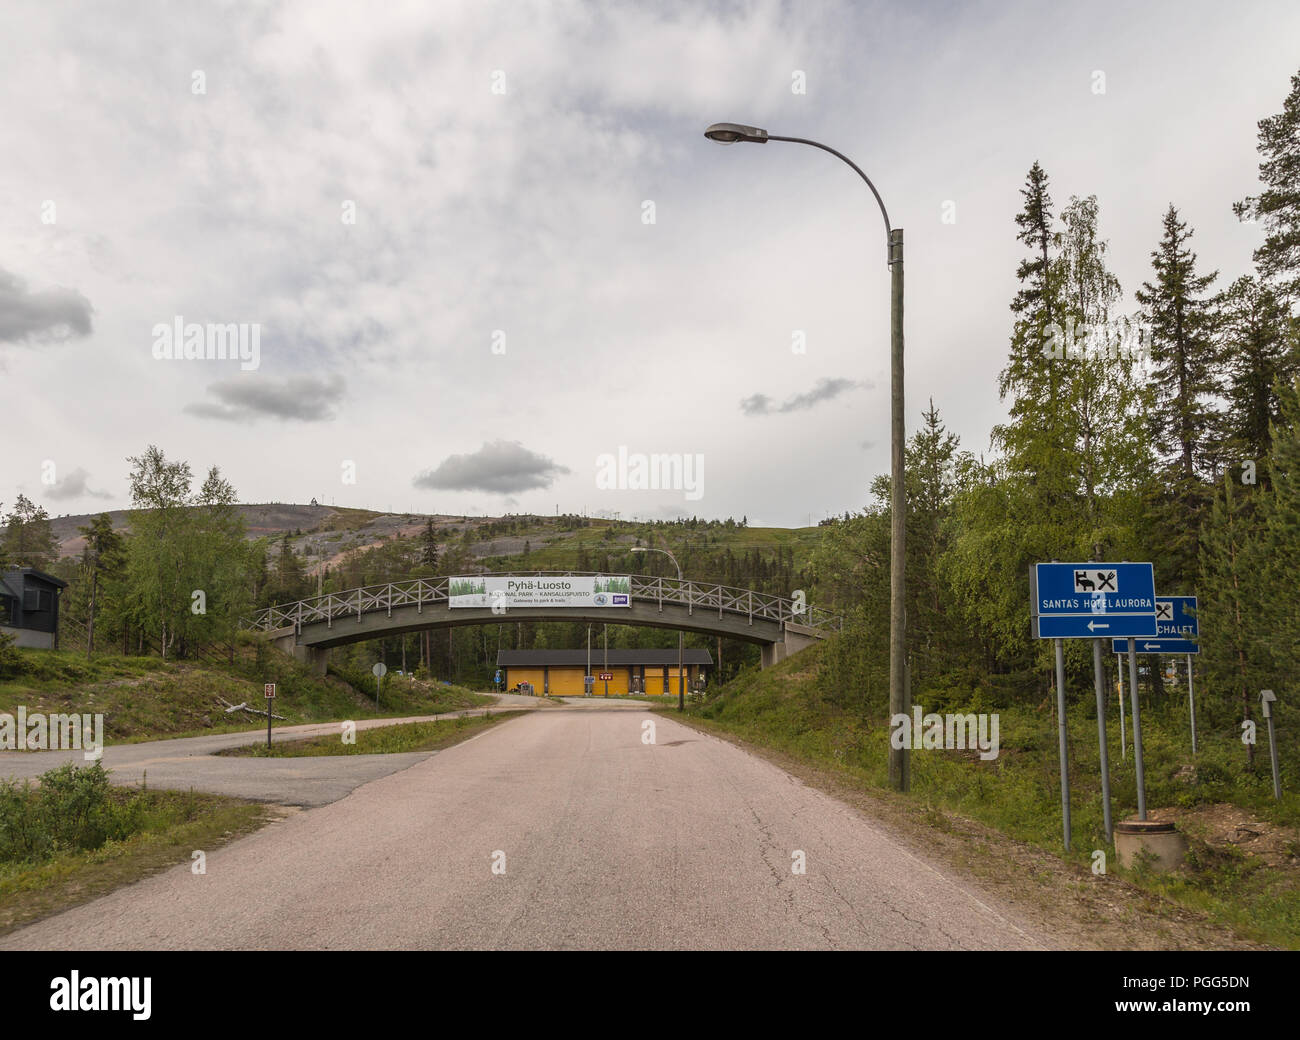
[496, 648, 713, 697]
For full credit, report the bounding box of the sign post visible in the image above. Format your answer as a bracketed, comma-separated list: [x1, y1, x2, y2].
[1092, 639, 1113, 841]
[1053, 637, 1071, 851]
[264, 683, 275, 749]
[1127, 638, 1146, 819]
[1115, 654, 1126, 760]
[1032, 562, 1156, 845]
[372, 662, 387, 709]
[1112, 595, 1199, 755]
[1261, 690, 1281, 800]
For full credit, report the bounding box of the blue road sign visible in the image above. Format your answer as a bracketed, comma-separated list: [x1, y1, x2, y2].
[1031, 562, 1157, 639]
[1112, 595, 1199, 654]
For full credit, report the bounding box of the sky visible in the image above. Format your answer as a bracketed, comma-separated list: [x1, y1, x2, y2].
[2, 0, 1298, 528]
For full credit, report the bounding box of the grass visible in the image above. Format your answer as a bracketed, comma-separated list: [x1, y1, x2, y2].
[0, 644, 494, 746]
[217, 711, 523, 757]
[0, 765, 273, 937]
[673, 641, 1300, 949]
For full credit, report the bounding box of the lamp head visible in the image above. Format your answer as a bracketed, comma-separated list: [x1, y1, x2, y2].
[704, 122, 769, 144]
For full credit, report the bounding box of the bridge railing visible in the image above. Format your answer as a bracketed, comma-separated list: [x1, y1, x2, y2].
[240, 572, 843, 635]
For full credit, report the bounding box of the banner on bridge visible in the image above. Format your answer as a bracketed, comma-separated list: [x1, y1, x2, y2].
[448, 575, 631, 609]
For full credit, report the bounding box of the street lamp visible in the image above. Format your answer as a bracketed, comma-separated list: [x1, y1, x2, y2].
[704, 121, 908, 791]
[631, 546, 686, 712]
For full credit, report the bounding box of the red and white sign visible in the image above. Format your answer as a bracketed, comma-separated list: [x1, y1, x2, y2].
[598, 672, 614, 681]
[264, 683, 276, 699]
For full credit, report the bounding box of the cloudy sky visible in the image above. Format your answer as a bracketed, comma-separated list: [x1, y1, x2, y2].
[2, 0, 1297, 527]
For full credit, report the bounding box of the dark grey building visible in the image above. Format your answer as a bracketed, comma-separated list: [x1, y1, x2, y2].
[0, 568, 68, 650]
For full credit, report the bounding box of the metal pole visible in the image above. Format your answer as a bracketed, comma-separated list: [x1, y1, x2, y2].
[1092, 639, 1113, 842]
[1262, 691, 1281, 799]
[267, 698, 273, 750]
[888, 227, 908, 792]
[1268, 713, 1281, 799]
[1187, 653, 1197, 754]
[722, 131, 905, 790]
[1127, 638, 1146, 820]
[1054, 638, 1070, 850]
[678, 630, 684, 712]
[1116, 653, 1126, 760]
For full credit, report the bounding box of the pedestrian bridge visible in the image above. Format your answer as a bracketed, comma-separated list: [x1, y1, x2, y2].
[242, 572, 841, 673]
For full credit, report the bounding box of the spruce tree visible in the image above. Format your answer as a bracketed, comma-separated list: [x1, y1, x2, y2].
[1134, 205, 1221, 580]
[1234, 69, 1300, 304]
[1, 494, 58, 569]
[1217, 276, 1300, 486]
[1198, 473, 1267, 768]
[1261, 379, 1300, 668]
[1136, 205, 1222, 479]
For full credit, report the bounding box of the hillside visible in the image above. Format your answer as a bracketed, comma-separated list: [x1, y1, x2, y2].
[47, 504, 825, 586]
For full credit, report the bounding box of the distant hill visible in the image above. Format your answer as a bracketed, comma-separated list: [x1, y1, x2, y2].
[48, 504, 462, 563]
[45, 504, 822, 582]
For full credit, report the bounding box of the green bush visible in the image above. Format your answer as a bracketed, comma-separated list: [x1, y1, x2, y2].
[0, 630, 21, 680]
[0, 762, 142, 864]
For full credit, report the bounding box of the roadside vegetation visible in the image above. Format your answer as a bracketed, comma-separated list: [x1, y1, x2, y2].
[0, 638, 492, 745]
[0, 761, 271, 936]
[676, 642, 1300, 949]
[218, 711, 523, 758]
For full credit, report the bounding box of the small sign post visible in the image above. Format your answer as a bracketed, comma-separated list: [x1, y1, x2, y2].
[1112, 595, 1199, 753]
[372, 662, 387, 709]
[1261, 690, 1281, 800]
[264, 683, 275, 749]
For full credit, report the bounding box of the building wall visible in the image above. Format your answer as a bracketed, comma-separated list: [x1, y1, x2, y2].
[0, 625, 55, 650]
[502, 661, 706, 697]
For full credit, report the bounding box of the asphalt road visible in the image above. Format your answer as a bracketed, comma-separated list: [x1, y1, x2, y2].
[0, 703, 1049, 950]
[0, 706, 534, 807]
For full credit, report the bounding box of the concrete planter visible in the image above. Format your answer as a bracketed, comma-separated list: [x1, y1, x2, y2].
[1114, 819, 1186, 872]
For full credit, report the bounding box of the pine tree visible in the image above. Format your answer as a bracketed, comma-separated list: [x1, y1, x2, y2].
[1217, 276, 1300, 486]
[419, 519, 439, 569]
[994, 163, 1075, 513]
[1261, 378, 1300, 668]
[1134, 206, 1222, 580]
[1198, 473, 1267, 768]
[78, 513, 124, 657]
[1234, 68, 1300, 304]
[1136, 205, 1222, 479]
[2, 494, 58, 568]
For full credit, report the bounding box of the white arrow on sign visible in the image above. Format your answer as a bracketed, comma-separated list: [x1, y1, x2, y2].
[1087, 620, 1110, 631]
[1144, 643, 1159, 650]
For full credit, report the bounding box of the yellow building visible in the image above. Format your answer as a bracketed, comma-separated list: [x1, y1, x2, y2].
[497, 648, 713, 697]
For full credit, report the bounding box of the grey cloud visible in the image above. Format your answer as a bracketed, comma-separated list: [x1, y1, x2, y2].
[184, 374, 345, 422]
[413, 441, 570, 494]
[0, 268, 93, 343]
[740, 377, 864, 416]
[45, 467, 112, 501]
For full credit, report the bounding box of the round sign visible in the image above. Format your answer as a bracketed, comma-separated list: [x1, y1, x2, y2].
[372, 662, 388, 678]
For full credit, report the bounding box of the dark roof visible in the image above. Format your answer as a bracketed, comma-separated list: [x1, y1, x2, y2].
[497, 648, 713, 667]
[1, 568, 67, 590]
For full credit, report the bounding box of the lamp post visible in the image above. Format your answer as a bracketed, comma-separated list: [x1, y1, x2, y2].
[704, 122, 907, 790]
[631, 546, 686, 712]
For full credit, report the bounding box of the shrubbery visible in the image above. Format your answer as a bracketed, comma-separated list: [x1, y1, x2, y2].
[0, 762, 146, 864]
